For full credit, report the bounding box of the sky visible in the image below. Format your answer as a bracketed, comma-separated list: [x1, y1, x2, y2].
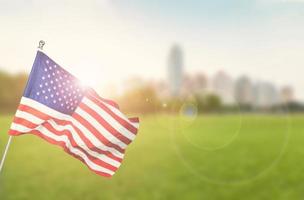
[0, 0, 304, 99]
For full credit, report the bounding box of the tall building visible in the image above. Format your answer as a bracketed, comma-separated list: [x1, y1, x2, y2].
[234, 76, 254, 105]
[168, 44, 183, 97]
[253, 81, 279, 108]
[212, 71, 235, 105]
[181, 72, 208, 96]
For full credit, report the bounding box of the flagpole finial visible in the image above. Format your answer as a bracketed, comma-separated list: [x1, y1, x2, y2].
[38, 40, 45, 50]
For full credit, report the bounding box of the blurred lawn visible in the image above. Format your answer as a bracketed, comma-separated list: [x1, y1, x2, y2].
[0, 114, 304, 200]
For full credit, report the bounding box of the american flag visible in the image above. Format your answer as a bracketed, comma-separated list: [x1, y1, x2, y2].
[8, 51, 139, 177]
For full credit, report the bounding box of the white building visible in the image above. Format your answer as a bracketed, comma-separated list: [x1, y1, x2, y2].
[168, 44, 183, 97]
[212, 71, 235, 105]
[234, 76, 254, 105]
[253, 81, 279, 108]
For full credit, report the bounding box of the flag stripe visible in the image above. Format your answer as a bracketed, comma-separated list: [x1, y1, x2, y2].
[83, 97, 136, 140]
[17, 98, 124, 159]
[73, 111, 126, 152]
[76, 106, 128, 148]
[79, 101, 132, 144]
[87, 93, 138, 134]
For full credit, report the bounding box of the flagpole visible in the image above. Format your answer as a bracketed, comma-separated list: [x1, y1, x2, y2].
[0, 136, 12, 173]
[0, 40, 46, 174]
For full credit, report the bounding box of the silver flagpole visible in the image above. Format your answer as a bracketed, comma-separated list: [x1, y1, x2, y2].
[0, 40, 46, 173]
[0, 136, 13, 173]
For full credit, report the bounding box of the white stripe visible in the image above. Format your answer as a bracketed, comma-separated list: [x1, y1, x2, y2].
[15, 110, 44, 125]
[20, 97, 124, 158]
[88, 94, 138, 129]
[131, 121, 140, 129]
[75, 107, 128, 149]
[83, 97, 136, 140]
[10, 122, 115, 175]
[10, 123, 31, 132]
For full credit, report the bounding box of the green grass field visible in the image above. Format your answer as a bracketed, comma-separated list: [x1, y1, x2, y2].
[0, 114, 304, 200]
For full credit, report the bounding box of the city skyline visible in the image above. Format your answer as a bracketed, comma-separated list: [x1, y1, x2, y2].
[0, 0, 303, 99]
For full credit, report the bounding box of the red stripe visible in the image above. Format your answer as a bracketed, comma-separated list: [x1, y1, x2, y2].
[31, 130, 113, 178]
[42, 122, 118, 171]
[72, 112, 125, 154]
[88, 89, 120, 109]
[87, 94, 138, 135]
[18, 104, 50, 121]
[12, 117, 37, 130]
[8, 129, 21, 136]
[79, 103, 132, 145]
[129, 117, 139, 123]
[11, 104, 123, 162]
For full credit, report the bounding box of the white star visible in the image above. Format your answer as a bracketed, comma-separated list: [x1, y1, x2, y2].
[45, 82, 48, 86]
[42, 90, 45, 94]
[42, 76, 45, 80]
[39, 84, 43, 88]
[46, 60, 49, 64]
[44, 68, 47, 72]
[36, 92, 40, 96]
[53, 100, 56, 103]
[45, 96, 48, 99]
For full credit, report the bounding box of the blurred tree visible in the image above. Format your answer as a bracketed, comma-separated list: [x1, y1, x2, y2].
[117, 86, 161, 114]
[0, 71, 28, 113]
[196, 93, 222, 112]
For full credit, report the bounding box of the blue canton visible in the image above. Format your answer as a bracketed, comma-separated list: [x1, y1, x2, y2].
[23, 51, 86, 115]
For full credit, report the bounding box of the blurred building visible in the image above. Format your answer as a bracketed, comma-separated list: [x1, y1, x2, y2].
[234, 76, 254, 105]
[212, 71, 235, 105]
[253, 81, 279, 108]
[181, 72, 208, 96]
[168, 44, 183, 97]
[280, 86, 294, 104]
